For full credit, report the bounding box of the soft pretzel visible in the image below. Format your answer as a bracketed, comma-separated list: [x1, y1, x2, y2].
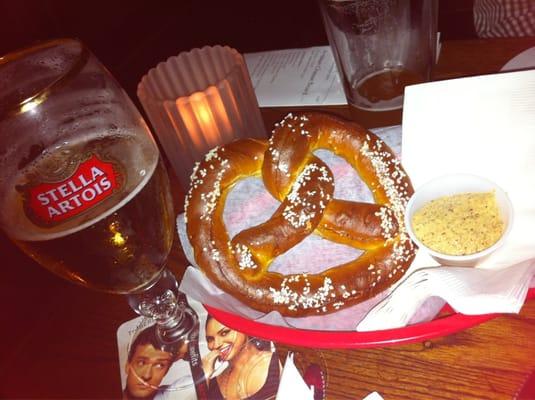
[185, 112, 415, 317]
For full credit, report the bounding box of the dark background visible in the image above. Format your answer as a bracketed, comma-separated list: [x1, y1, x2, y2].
[0, 0, 476, 102]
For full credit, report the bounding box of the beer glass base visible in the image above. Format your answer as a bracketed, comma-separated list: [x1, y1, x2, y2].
[127, 269, 196, 346]
[348, 105, 403, 129]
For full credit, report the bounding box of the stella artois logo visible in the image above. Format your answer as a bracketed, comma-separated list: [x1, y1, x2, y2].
[23, 154, 122, 227]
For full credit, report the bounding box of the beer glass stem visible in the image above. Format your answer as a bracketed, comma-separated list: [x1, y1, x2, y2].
[127, 269, 197, 345]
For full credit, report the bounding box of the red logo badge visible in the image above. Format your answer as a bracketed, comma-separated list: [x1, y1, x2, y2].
[26, 155, 121, 226]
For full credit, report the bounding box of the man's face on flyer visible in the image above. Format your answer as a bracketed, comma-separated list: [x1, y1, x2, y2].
[125, 343, 173, 398]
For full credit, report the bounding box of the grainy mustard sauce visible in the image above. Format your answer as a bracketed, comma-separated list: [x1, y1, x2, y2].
[411, 191, 505, 256]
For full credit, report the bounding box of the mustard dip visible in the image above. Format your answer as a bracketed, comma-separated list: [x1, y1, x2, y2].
[411, 191, 505, 256]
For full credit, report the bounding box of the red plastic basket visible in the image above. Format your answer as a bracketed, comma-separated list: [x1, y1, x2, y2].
[204, 287, 535, 349]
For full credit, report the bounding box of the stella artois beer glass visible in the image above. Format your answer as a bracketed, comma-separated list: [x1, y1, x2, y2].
[0, 38, 196, 346]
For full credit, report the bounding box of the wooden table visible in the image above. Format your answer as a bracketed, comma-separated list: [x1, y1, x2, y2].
[2, 37, 535, 399]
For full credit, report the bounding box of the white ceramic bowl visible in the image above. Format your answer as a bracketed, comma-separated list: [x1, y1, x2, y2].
[404, 174, 514, 267]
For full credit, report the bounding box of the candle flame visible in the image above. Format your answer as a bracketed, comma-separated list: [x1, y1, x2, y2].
[177, 88, 232, 150]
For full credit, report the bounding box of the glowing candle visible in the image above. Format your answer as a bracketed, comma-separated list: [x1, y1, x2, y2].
[138, 46, 265, 190]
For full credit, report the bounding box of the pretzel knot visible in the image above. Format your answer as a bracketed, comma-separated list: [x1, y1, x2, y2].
[185, 112, 416, 317]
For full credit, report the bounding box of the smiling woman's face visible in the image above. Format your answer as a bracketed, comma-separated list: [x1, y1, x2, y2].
[206, 318, 248, 362]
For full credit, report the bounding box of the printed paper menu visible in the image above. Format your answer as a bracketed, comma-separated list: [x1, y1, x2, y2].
[244, 46, 347, 107]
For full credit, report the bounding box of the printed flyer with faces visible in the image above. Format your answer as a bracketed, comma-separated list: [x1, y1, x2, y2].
[117, 295, 282, 400]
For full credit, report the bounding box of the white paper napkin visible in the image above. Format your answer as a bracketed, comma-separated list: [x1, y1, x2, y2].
[358, 260, 535, 331]
[276, 353, 315, 400]
[402, 69, 535, 270]
[357, 69, 535, 331]
[363, 393, 385, 400]
[275, 353, 383, 400]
